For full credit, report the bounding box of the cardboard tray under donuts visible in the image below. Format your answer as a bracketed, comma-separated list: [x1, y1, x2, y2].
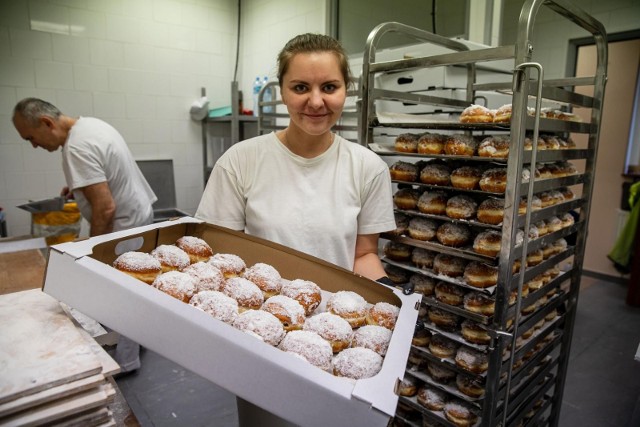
[42, 216, 421, 427]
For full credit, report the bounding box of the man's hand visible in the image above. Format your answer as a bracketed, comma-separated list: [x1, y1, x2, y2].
[79, 182, 116, 236]
[60, 186, 74, 200]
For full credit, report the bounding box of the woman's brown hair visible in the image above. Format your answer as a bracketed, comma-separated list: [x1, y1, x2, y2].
[277, 33, 353, 90]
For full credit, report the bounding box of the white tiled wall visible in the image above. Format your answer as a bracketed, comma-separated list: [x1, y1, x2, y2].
[238, 0, 327, 104]
[0, 0, 327, 237]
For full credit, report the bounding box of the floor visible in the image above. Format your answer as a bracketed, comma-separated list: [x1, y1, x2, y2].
[115, 276, 640, 427]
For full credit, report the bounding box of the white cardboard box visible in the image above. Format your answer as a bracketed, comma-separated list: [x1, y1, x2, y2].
[42, 217, 421, 427]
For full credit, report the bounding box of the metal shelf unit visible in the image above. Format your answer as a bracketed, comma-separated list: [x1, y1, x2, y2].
[360, 1, 607, 426]
[201, 83, 259, 184]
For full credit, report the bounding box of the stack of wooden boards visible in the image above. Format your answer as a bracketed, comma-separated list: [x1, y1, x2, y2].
[0, 289, 120, 426]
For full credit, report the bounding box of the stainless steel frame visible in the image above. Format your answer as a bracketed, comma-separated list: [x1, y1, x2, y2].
[361, 1, 607, 426]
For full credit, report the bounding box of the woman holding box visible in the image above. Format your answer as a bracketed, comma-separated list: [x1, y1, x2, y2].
[196, 33, 395, 282]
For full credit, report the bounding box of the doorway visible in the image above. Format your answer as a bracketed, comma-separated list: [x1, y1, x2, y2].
[571, 34, 640, 278]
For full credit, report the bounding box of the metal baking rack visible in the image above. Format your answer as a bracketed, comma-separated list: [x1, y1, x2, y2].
[361, 1, 607, 425]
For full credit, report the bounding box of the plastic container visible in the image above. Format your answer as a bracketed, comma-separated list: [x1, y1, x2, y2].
[262, 76, 273, 114]
[252, 77, 262, 116]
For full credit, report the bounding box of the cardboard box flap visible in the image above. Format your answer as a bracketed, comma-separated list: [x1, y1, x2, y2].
[55, 216, 199, 260]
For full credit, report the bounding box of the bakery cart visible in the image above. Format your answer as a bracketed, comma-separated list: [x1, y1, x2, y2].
[359, 0, 607, 426]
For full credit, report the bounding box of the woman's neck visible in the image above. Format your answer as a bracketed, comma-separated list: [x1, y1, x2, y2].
[277, 127, 335, 159]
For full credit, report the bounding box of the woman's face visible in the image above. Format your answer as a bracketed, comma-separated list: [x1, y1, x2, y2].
[280, 52, 346, 137]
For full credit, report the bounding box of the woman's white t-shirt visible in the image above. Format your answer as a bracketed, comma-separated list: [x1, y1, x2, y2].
[196, 132, 395, 271]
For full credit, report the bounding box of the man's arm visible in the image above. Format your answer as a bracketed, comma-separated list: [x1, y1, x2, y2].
[79, 182, 116, 236]
[353, 233, 387, 281]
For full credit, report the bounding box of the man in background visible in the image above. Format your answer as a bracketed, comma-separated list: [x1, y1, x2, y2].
[12, 97, 158, 375]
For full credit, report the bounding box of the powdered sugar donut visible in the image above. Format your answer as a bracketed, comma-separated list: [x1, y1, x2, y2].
[429, 334, 458, 358]
[445, 195, 477, 220]
[473, 230, 502, 257]
[243, 262, 282, 299]
[451, 165, 482, 190]
[561, 212, 575, 228]
[326, 291, 368, 328]
[493, 104, 512, 123]
[463, 261, 498, 288]
[189, 290, 239, 324]
[456, 373, 485, 398]
[175, 236, 213, 264]
[366, 302, 400, 330]
[153, 271, 196, 303]
[280, 279, 322, 316]
[113, 251, 161, 284]
[411, 248, 436, 269]
[479, 168, 508, 193]
[261, 295, 306, 331]
[477, 197, 504, 225]
[393, 188, 421, 210]
[279, 330, 333, 371]
[394, 133, 420, 153]
[333, 347, 383, 380]
[408, 217, 438, 241]
[444, 400, 479, 427]
[427, 361, 456, 383]
[455, 346, 489, 374]
[222, 277, 264, 311]
[418, 132, 446, 154]
[460, 104, 494, 123]
[182, 261, 225, 292]
[417, 385, 447, 410]
[351, 325, 392, 356]
[433, 254, 467, 278]
[478, 135, 510, 158]
[304, 312, 353, 353]
[420, 163, 451, 186]
[436, 222, 472, 247]
[389, 160, 419, 182]
[519, 195, 542, 214]
[435, 281, 465, 306]
[444, 134, 477, 156]
[233, 309, 285, 346]
[151, 244, 191, 272]
[209, 253, 246, 278]
[417, 191, 448, 215]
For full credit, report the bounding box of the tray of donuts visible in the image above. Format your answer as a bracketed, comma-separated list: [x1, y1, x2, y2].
[382, 254, 570, 350]
[391, 172, 581, 225]
[383, 185, 580, 266]
[417, 290, 565, 357]
[401, 343, 558, 415]
[372, 129, 583, 159]
[391, 340, 559, 427]
[395, 370, 484, 427]
[388, 156, 582, 198]
[459, 103, 585, 126]
[380, 230, 573, 297]
[383, 250, 571, 332]
[393, 325, 562, 427]
[43, 217, 423, 427]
